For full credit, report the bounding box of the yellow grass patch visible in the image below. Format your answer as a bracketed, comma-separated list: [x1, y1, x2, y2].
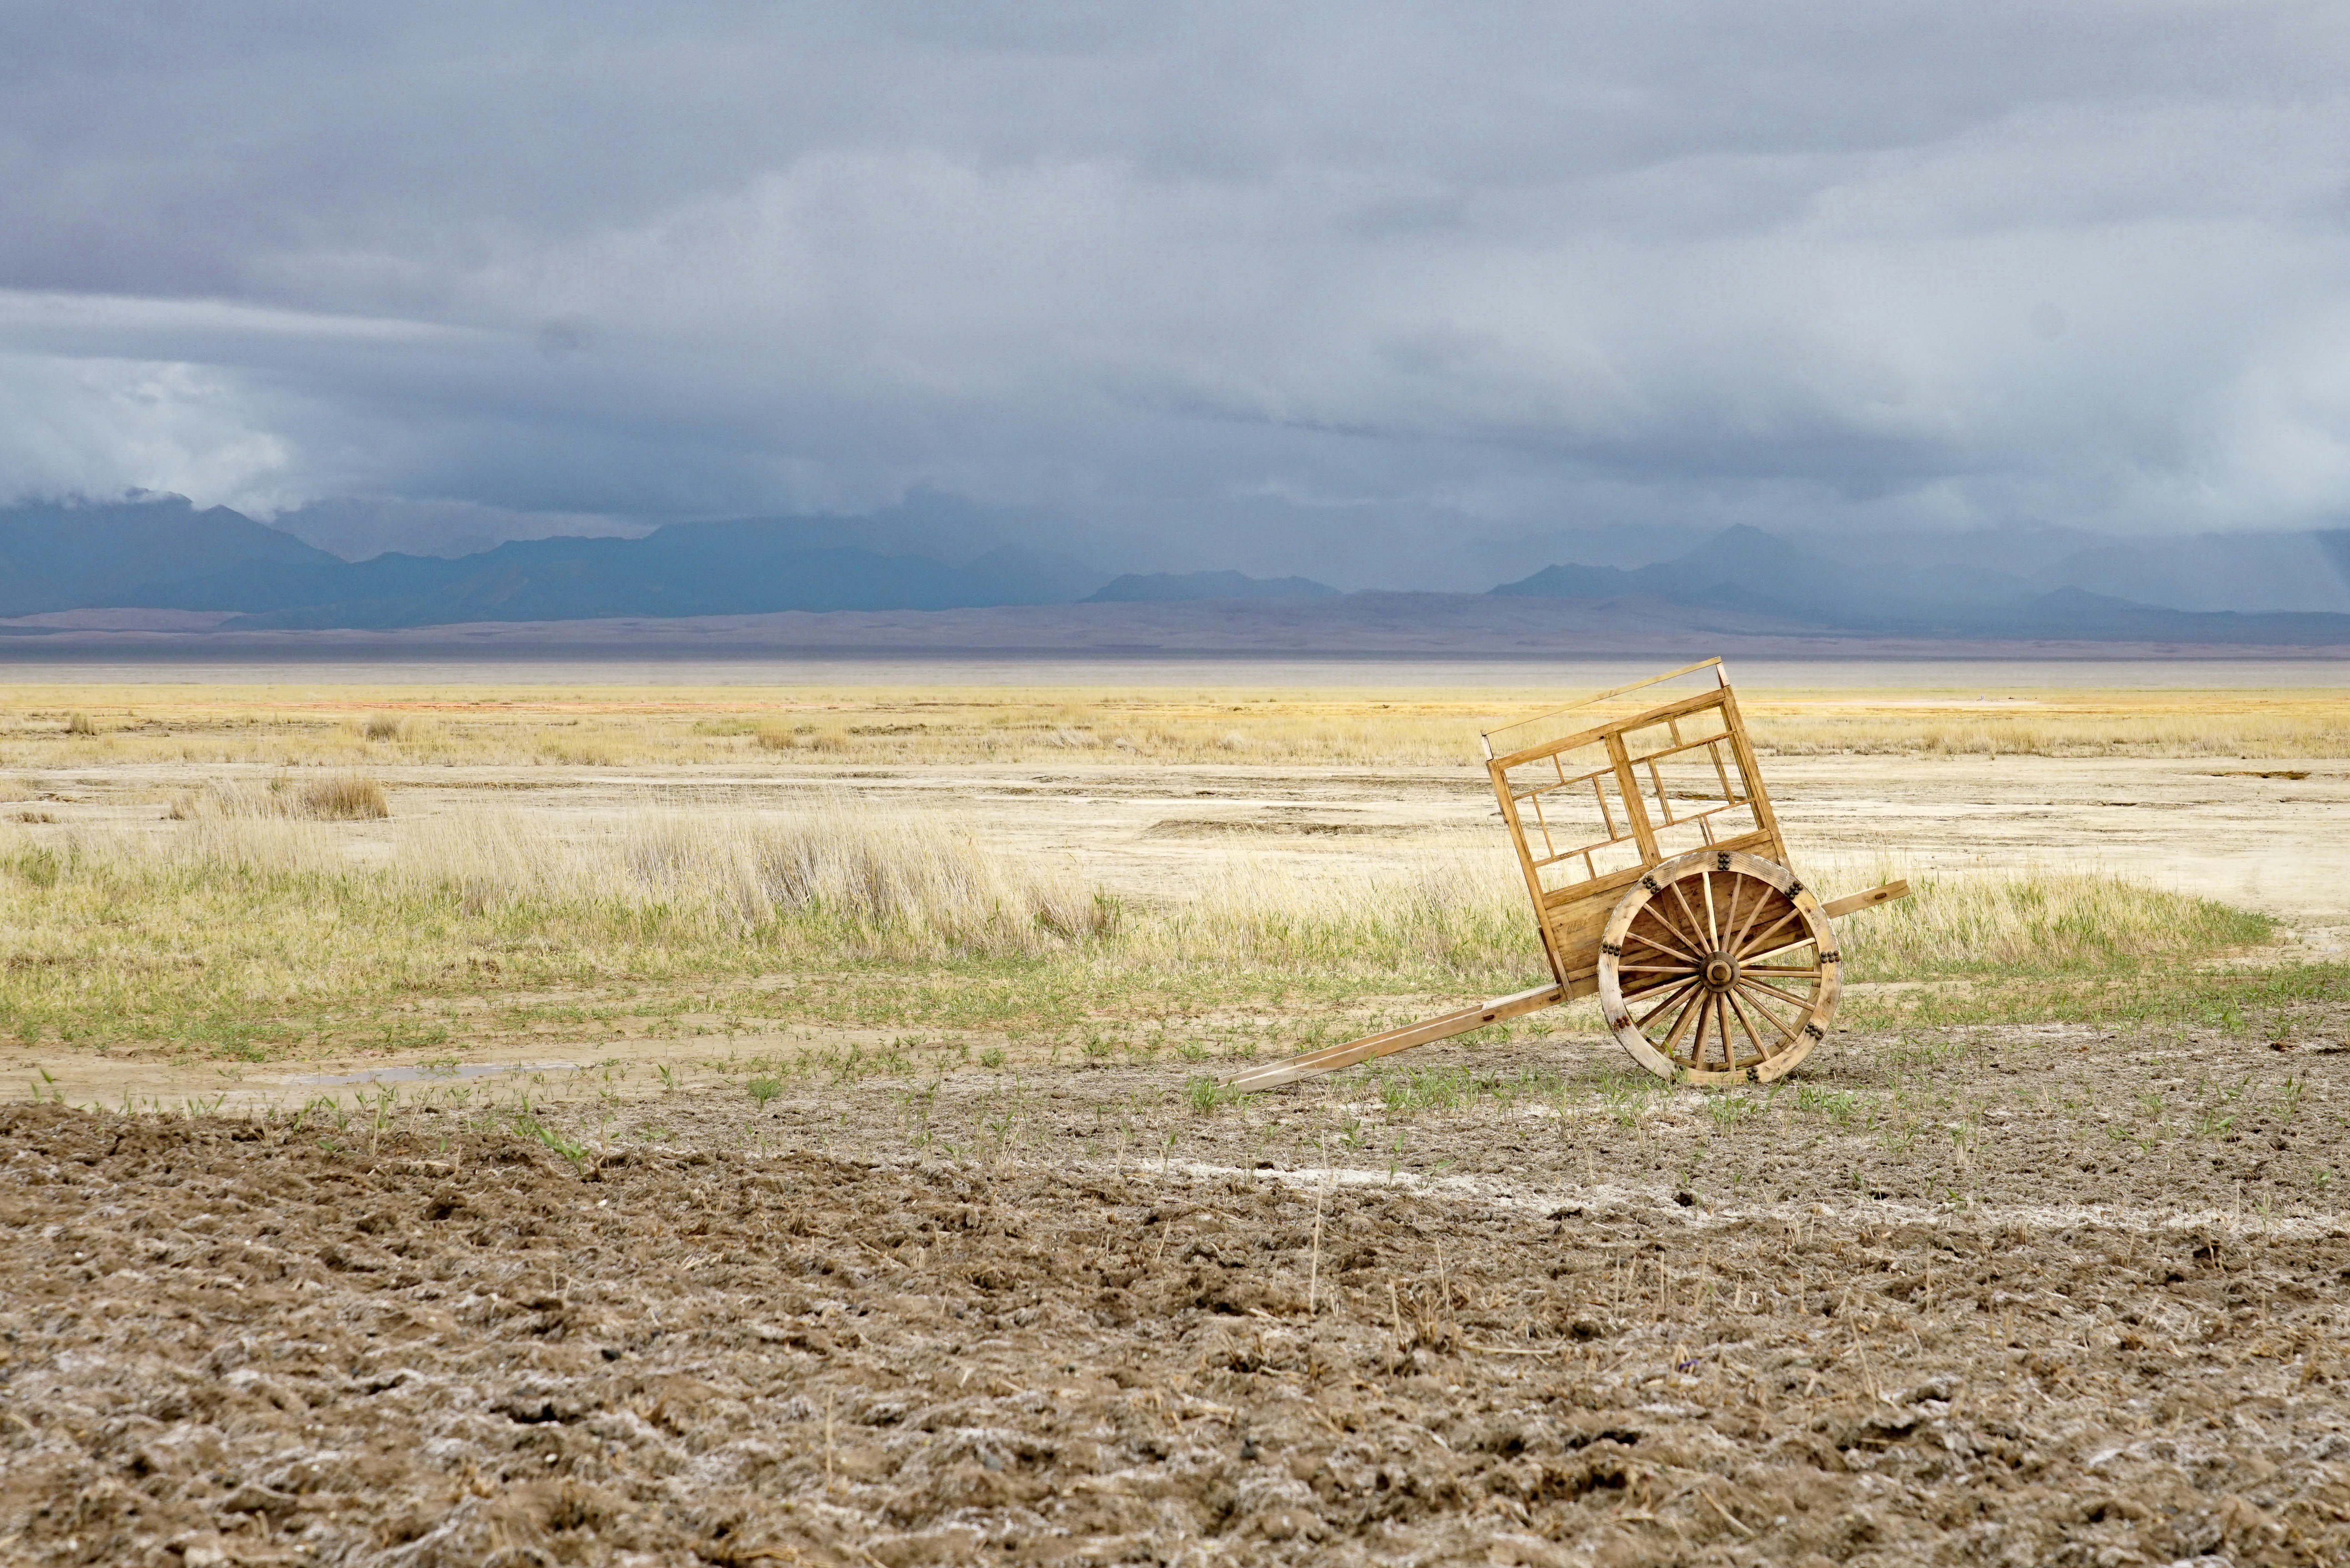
[0, 680, 2344, 767]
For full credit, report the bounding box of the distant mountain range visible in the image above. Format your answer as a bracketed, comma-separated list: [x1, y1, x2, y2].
[1492, 523, 2350, 645]
[1, 496, 2348, 646]
[1085, 571, 1337, 603]
[0, 498, 341, 617]
[0, 497, 1110, 627]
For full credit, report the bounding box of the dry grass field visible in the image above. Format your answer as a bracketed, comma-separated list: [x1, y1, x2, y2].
[3, 669, 2349, 1566]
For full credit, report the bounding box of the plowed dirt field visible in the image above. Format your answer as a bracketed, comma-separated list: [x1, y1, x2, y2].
[6, 1022, 2349, 1568]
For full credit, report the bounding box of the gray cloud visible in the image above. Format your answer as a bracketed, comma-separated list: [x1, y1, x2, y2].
[3, 1, 2348, 584]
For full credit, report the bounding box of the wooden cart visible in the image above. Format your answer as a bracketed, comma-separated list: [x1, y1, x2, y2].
[1226, 659, 1908, 1092]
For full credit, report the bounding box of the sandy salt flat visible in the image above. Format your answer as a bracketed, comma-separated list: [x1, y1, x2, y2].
[13, 744, 2350, 909]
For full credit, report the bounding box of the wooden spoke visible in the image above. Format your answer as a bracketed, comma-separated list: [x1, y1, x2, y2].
[1741, 938, 1821, 967]
[1621, 974, 1689, 1003]
[1744, 965, 1825, 978]
[1643, 899, 1706, 959]
[1634, 978, 1702, 1029]
[1658, 990, 1706, 1058]
[1728, 874, 1772, 955]
[1733, 905, 1805, 960]
[1724, 988, 1771, 1065]
[1626, 945, 1701, 982]
[1737, 975, 1808, 1030]
[1624, 926, 1701, 965]
[1738, 975, 1818, 1011]
[1734, 982, 1802, 1046]
[1699, 869, 1720, 948]
[1736, 970, 1805, 1010]
[1667, 879, 1709, 954]
[1620, 970, 1699, 999]
[1720, 872, 1750, 954]
[1684, 995, 1714, 1069]
[1617, 962, 1699, 973]
[1647, 901, 1702, 956]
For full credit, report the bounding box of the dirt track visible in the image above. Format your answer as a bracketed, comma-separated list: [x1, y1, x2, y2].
[6, 1022, 2350, 1567]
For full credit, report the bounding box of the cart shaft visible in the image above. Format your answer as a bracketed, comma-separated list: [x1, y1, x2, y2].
[1221, 979, 1579, 1092]
[1822, 879, 1908, 920]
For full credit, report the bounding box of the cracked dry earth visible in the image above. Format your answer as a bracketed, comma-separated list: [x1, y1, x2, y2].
[5, 1028, 2350, 1568]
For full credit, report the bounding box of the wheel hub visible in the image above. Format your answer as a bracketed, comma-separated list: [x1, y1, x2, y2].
[1702, 951, 1739, 991]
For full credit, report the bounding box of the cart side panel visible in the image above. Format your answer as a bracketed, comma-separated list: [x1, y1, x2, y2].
[1487, 685, 1733, 772]
[1488, 734, 1643, 983]
[1488, 682, 1792, 979]
[1613, 693, 1781, 866]
[1488, 737, 1650, 900]
[1715, 685, 1788, 864]
[1486, 757, 1568, 985]
[1535, 873, 1642, 990]
[1602, 729, 1660, 862]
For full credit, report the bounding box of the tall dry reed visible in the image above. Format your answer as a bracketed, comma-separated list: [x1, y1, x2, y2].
[169, 774, 389, 822]
[1816, 858, 2275, 975]
[387, 806, 1110, 956]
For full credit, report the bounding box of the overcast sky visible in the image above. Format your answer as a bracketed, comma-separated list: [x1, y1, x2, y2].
[2, 2, 2347, 578]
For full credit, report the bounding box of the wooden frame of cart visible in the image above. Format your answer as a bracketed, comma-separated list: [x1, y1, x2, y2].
[1227, 659, 1908, 1093]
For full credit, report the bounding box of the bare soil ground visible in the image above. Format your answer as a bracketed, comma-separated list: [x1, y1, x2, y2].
[7, 1018, 2350, 1568]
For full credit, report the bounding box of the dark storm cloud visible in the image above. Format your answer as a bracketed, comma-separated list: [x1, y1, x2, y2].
[3, 2, 2348, 581]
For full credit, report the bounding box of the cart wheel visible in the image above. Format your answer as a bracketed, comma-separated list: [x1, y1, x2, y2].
[1597, 849, 1839, 1084]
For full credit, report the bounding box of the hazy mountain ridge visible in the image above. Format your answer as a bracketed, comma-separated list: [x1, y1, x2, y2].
[0, 500, 1119, 627]
[1085, 572, 1338, 603]
[1493, 524, 2350, 642]
[0, 498, 343, 616]
[218, 532, 1108, 629]
[4, 496, 2350, 644]
[1496, 524, 2039, 628]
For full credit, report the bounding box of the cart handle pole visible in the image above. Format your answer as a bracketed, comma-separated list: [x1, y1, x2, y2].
[1222, 980, 1572, 1094]
[1822, 879, 1909, 920]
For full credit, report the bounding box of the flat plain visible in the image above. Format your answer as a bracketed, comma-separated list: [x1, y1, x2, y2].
[3, 661, 2348, 1567]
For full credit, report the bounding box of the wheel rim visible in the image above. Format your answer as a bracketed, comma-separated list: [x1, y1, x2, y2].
[1597, 849, 1838, 1083]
